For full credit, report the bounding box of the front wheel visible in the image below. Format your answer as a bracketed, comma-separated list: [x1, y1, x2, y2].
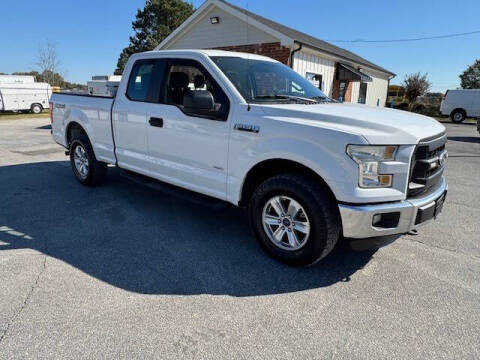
[69, 135, 107, 186]
[248, 174, 340, 266]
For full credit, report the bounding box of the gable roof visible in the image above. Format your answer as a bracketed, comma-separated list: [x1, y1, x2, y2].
[217, 0, 394, 76]
[156, 0, 394, 76]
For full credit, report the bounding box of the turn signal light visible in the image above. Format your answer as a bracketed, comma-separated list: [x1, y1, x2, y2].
[49, 102, 53, 123]
[378, 175, 392, 187]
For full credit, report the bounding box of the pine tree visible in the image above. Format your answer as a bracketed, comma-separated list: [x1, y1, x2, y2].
[460, 59, 480, 89]
[115, 0, 194, 75]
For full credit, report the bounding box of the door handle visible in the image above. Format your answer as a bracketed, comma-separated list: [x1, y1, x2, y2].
[149, 117, 163, 128]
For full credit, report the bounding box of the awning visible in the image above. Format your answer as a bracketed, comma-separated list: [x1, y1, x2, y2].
[337, 63, 373, 82]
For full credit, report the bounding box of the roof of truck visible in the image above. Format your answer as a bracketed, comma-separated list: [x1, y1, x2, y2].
[142, 49, 278, 62]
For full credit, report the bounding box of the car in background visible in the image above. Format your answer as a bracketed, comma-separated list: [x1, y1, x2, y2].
[440, 89, 480, 123]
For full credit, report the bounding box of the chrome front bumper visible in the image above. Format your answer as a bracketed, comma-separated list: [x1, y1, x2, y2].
[339, 177, 447, 239]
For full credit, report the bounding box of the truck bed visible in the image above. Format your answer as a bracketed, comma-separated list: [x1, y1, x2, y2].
[50, 92, 116, 164]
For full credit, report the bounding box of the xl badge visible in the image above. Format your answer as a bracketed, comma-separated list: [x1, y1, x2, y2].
[234, 123, 260, 133]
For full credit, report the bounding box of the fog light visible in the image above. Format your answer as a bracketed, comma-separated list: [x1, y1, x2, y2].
[372, 214, 382, 226]
[372, 212, 400, 228]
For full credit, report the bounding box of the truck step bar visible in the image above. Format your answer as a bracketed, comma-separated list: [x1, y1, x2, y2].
[119, 170, 228, 210]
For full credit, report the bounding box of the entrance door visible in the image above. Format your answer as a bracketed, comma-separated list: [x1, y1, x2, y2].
[338, 81, 347, 102]
[358, 82, 367, 104]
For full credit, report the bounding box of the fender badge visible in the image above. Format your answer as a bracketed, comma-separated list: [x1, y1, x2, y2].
[234, 123, 260, 133]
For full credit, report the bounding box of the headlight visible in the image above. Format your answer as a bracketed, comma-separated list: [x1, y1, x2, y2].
[346, 145, 397, 188]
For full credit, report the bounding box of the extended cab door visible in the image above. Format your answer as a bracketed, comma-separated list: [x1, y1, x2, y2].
[144, 58, 231, 200]
[112, 60, 156, 173]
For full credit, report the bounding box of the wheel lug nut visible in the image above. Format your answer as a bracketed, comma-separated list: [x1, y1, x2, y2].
[281, 226, 285, 230]
[288, 228, 292, 232]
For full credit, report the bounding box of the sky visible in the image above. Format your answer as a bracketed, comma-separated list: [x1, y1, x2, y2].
[1, 0, 479, 92]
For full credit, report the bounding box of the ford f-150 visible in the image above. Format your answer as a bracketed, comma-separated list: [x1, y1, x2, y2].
[50, 50, 448, 265]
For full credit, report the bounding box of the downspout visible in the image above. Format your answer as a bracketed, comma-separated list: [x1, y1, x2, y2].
[387, 74, 395, 107]
[289, 42, 302, 69]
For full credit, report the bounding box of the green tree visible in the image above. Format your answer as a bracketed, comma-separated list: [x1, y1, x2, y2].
[115, 0, 194, 75]
[402, 73, 431, 110]
[460, 59, 480, 89]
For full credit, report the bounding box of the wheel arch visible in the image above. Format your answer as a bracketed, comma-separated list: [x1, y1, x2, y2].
[239, 158, 337, 207]
[66, 121, 89, 146]
[450, 108, 466, 116]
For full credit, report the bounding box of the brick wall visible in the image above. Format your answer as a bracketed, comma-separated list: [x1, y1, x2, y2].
[212, 42, 291, 65]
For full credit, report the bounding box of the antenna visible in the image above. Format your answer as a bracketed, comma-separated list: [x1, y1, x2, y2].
[245, 0, 251, 111]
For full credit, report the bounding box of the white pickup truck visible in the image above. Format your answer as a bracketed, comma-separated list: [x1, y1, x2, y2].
[50, 50, 448, 266]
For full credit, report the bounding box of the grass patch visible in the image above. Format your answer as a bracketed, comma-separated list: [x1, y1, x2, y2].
[435, 116, 477, 124]
[0, 110, 50, 120]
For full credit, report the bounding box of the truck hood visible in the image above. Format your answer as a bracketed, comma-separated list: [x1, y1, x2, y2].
[260, 102, 445, 144]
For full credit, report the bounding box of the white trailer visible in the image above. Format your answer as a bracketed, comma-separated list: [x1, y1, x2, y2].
[0, 78, 52, 113]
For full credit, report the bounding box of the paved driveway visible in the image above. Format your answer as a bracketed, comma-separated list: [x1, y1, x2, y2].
[0, 118, 479, 359]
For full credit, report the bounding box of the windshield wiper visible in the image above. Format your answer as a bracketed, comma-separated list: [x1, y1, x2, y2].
[310, 95, 332, 102]
[252, 95, 318, 103]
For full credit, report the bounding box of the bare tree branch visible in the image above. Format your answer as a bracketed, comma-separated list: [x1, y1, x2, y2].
[36, 41, 61, 86]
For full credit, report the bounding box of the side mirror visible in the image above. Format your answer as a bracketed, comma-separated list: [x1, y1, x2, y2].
[183, 90, 214, 111]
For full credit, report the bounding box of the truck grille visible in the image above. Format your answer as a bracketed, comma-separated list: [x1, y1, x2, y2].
[408, 133, 447, 197]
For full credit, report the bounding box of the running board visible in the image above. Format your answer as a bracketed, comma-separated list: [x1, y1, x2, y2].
[119, 170, 227, 210]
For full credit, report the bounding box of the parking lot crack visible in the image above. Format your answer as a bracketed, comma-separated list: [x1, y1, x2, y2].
[0, 246, 48, 345]
[403, 237, 480, 260]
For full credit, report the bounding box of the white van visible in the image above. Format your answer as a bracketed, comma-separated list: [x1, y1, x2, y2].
[0, 76, 52, 114]
[440, 89, 480, 123]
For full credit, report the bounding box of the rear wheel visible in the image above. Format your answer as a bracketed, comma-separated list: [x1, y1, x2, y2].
[31, 104, 42, 114]
[248, 174, 340, 266]
[69, 134, 107, 186]
[451, 109, 466, 123]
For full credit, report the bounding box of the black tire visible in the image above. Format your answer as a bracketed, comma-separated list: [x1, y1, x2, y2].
[31, 104, 42, 114]
[451, 109, 466, 123]
[248, 174, 340, 266]
[69, 134, 107, 186]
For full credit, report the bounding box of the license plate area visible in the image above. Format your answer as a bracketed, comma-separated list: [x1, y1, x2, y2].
[415, 191, 447, 225]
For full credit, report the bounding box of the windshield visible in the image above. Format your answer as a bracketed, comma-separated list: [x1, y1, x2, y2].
[211, 56, 331, 104]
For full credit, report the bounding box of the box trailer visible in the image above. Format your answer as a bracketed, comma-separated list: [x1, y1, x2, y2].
[87, 75, 121, 97]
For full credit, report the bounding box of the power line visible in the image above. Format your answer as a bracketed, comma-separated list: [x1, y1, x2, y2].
[326, 30, 480, 43]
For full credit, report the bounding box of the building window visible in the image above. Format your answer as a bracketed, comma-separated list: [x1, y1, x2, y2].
[358, 82, 367, 104]
[306, 72, 323, 91]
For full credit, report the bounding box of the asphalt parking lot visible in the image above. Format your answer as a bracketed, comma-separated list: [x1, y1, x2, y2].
[0, 117, 479, 359]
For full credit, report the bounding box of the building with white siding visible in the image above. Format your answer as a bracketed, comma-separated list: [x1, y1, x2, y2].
[155, 0, 395, 107]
